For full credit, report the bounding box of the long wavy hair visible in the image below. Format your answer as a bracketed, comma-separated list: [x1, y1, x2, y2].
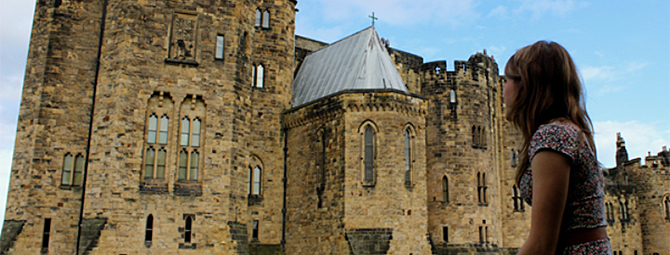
[505, 41, 596, 185]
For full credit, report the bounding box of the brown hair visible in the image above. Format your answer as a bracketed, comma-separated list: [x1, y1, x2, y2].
[505, 41, 596, 185]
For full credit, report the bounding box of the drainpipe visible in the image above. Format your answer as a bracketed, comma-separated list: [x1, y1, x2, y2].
[281, 127, 288, 249]
[75, 0, 108, 253]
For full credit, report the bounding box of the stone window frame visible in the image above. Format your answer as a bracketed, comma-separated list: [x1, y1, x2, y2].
[251, 220, 260, 242]
[359, 120, 379, 187]
[619, 197, 630, 222]
[403, 124, 416, 188]
[142, 92, 173, 182]
[512, 185, 525, 212]
[183, 214, 194, 244]
[145, 214, 154, 246]
[477, 172, 488, 205]
[605, 202, 615, 222]
[472, 125, 487, 149]
[442, 175, 449, 203]
[441, 225, 449, 243]
[248, 155, 264, 197]
[254, 9, 271, 29]
[252, 63, 265, 88]
[176, 95, 205, 183]
[61, 153, 85, 186]
[215, 34, 225, 60]
[41, 218, 51, 252]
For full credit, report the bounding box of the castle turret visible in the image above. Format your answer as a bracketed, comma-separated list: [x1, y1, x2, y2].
[616, 132, 629, 167]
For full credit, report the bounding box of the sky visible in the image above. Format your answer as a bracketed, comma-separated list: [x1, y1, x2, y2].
[0, 0, 668, 225]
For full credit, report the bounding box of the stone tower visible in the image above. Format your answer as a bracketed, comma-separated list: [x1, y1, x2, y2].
[1, 0, 296, 254]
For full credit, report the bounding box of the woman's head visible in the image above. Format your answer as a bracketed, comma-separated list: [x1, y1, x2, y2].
[504, 41, 596, 183]
[504, 41, 585, 132]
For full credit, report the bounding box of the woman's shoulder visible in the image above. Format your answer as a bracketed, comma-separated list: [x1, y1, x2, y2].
[530, 120, 581, 160]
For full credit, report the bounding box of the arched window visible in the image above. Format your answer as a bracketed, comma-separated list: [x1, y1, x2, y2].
[404, 128, 412, 186]
[442, 176, 449, 202]
[262, 10, 270, 28]
[605, 202, 614, 222]
[255, 9, 261, 27]
[143, 92, 174, 182]
[181, 117, 190, 146]
[364, 126, 374, 183]
[145, 215, 153, 243]
[249, 165, 262, 195]
[62, 154, 73, 185]
[184, 215, 193, 243]
[177, 96, 204, 182]
[449, 89, 456, 104]
[148, 114, 157, 143]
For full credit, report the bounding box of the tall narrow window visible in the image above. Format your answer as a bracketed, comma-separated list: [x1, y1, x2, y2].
[472, 126, 477, 146]
[145, 215, 153, 243]
[181, 117, 190, 146]
[73, 154, 84, 185]
[215, 35, 224, 60]
[178, 96, 204, 182]
[145, 149, 155, 179]
[252, 166, 261, 195]
[262, 11, 270, 28]
[605, 202, 614, 222]
[255, 9, 261, 27]
[159, 116, 169, 145]
[248, 166, 253, 195]
[664, 196, 670, 219]
[190, 151, 199, 181]
[254, 64, 264, 88]
[449, 89, 456, 104]
[178, 150, 188, 181]
[620, 200, 629, 221]
[442, 176, 449, 202]
[144, 93, 173, 182]
[184, 215, 192, 243]
[404, 129, 412, 186]
[478, 172, 488, 204]
[61, 154, 73, 185]
[442, 226, 448, 243]
[478, 226, 484, 243]
[512, 185, 524, 211]
[192, 118, 201, 147]
[42, 218, 51, 250]
[156, 149, 166, 179]
[364, 126, 374, 183]
[148, 114, 158, 143]
[252, 220, 259, 240]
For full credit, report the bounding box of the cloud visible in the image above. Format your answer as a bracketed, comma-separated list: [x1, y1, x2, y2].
[304, 0, 480, 27]
[513, 0, 589, 20]
[488, 6, 509, 18]
[593, 120, 670, 168]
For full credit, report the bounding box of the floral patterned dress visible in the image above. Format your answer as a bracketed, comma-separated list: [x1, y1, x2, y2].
[519, 122, 612, 254]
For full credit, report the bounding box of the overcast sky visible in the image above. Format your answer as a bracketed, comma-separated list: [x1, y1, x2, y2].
[0, 0, 668, 225]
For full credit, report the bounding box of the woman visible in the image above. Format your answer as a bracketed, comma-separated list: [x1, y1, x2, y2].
[504, 41, 611, 255]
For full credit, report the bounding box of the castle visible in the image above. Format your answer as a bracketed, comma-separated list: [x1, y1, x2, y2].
[1, 0, 668, 254]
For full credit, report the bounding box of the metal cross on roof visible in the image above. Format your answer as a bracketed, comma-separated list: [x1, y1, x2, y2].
[368, 12, 378, 25]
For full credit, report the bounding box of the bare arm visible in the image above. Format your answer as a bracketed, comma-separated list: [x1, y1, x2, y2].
[518, 150, 571, 255]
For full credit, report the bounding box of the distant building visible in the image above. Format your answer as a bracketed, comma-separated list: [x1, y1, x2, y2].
[1, 0, 667, 254]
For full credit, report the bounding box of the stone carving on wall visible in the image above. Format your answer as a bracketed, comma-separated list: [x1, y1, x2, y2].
[167, 12, 198, 65]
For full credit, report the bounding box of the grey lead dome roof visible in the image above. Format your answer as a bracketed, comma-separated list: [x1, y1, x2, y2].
[291, 26, 407, 107]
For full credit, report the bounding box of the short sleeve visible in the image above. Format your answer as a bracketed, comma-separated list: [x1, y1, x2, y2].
[529, 123, 579, 162]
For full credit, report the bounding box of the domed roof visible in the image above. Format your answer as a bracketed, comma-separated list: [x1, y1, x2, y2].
[291, 26, 407, 107]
